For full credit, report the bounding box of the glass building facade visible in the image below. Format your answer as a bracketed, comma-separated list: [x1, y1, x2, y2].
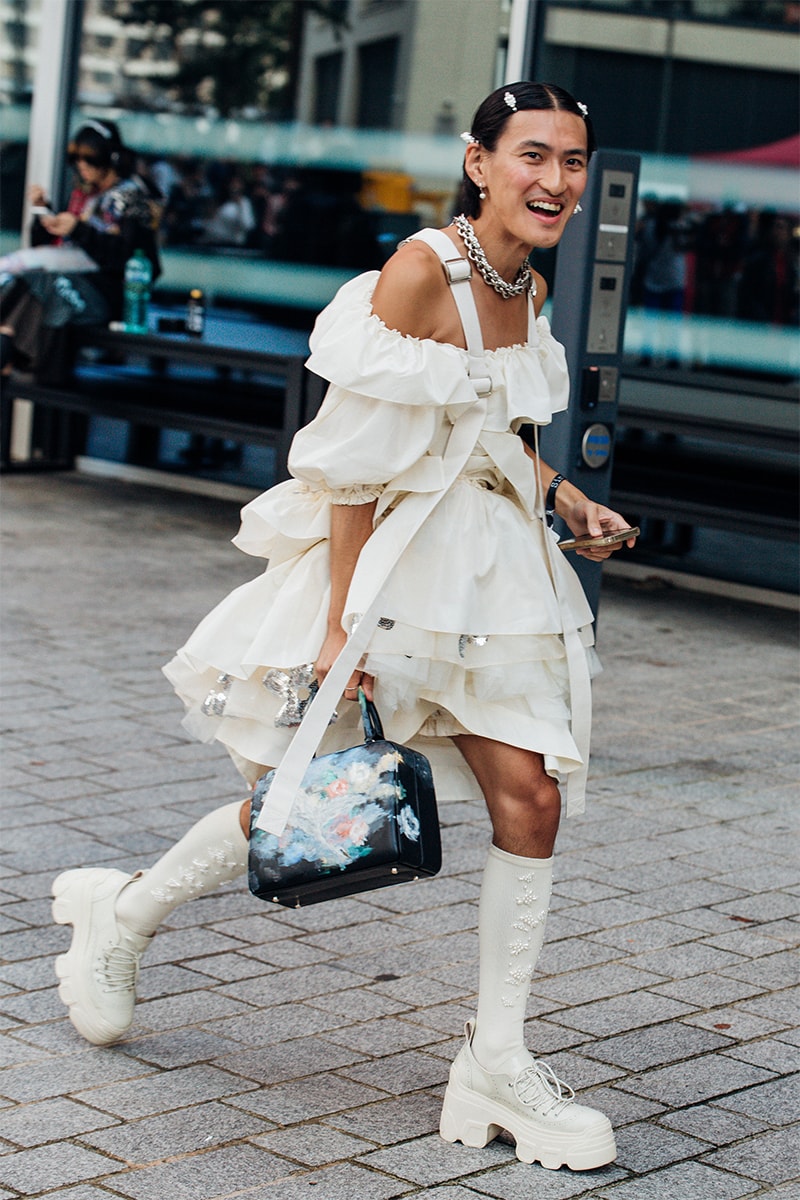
[532, 0, 799, 379]
[2, 0, 797, 581]
[2, 0, 797, 383]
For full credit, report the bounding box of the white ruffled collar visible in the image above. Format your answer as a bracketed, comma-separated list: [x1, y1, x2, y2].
[307, 270, 569, 424]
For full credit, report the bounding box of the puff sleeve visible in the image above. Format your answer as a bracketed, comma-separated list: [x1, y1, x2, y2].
[288, 272, 475, 500]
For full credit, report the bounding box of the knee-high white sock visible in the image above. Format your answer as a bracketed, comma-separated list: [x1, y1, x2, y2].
[114, 800, 248, 938]
[472, 844, 553, 1076]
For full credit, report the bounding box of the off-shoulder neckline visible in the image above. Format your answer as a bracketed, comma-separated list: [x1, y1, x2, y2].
[365, 305, 545, 359]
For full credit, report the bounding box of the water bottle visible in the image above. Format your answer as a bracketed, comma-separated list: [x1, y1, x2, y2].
[185, 288, 205, 337]
[123, 250, 152, 333]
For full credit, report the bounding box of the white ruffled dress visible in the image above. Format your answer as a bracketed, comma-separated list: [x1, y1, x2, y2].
[164, 266, 597, 816]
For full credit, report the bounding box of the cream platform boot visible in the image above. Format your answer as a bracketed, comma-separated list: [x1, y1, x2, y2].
[439, 845, 616, 1170]
[52, 800, 248, 1045]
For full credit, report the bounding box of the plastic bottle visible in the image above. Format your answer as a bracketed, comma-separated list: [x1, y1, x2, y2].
[185, 288, 205, 337]
[123, 249, 152, 333]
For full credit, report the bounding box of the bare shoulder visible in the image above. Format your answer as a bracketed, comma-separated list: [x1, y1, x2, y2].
[532, 269, 548, 316]
[371, 237, 451, 340]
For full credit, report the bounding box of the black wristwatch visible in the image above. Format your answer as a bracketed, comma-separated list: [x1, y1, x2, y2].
[546, 474, 566, 526]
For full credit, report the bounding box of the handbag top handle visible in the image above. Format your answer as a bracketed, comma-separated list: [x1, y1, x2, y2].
[357, 689, 385, 742]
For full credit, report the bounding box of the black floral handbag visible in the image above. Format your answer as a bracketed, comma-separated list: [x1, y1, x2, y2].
[249, 691, 441, 908]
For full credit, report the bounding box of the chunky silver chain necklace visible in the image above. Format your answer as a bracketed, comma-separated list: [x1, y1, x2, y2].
[453, 213, 535, 300]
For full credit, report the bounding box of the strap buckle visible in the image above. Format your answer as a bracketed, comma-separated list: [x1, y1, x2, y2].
[470, 374, 492, 396]
[442, 257, 472, 284]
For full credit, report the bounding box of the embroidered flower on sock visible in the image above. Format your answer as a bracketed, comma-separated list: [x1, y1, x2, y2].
[513, 908, 548, 932]
[505, 964, 533, 987]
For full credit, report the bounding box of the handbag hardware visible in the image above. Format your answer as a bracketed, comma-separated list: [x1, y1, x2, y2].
[249, 690, 441, 908]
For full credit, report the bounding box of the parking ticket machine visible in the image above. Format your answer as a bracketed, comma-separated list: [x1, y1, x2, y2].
[535, 150, 640, 618]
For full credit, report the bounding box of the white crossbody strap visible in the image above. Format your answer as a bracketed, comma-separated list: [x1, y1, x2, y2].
[255, 395, 487, 836]
[416, 229, 591, 811]
[406, 228, 492, 397]
[255, 232, 491, 836]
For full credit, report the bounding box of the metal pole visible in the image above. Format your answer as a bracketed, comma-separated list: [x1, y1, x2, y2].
[654, 15, 675, 156]
[505, 0, 538, 83]
[22, 0, 83, 245]
[9, 0, 82, 466]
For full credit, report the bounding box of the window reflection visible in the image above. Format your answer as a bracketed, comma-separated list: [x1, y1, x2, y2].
[149, 151, 428, 272]
[0, 0, 41, 235]
[633, 199, 798, 328]
[553, 0, 797, 29]
[626, 196, 798, 375]
[2, 0, 797, 382]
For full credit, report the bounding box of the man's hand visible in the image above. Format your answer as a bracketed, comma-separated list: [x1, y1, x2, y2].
[563, 499, 638, 561]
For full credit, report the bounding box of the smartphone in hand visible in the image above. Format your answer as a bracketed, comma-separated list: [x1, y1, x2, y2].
[559, 527, 640, 551]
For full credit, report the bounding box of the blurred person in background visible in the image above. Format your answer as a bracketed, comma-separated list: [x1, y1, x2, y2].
[200, 173, 255, 248]
[739, 211, 798, 325]
[0, 119, 161, 380]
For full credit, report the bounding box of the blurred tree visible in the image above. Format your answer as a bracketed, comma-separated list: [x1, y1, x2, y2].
[121, 0, 347, 117]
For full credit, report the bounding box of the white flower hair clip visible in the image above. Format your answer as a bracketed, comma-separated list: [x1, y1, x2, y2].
[577, 101, 589, 117]
[504, 91, 517, 112]
[460, 131, 479, 145]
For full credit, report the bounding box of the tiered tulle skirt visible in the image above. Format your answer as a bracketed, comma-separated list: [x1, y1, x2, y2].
[164, 473, 596, 802]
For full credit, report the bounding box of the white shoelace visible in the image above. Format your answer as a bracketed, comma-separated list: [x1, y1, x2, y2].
[513, 1060, 576, 1116]
[96, 944, 141, 993]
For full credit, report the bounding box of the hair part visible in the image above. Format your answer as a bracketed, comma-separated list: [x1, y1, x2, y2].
[458, 81, 597, 217]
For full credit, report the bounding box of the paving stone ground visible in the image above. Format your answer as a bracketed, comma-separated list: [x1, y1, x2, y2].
[1, 471, 797, 1200]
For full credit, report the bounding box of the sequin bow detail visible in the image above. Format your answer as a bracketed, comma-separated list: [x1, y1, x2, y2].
[263, 664, 338, 728]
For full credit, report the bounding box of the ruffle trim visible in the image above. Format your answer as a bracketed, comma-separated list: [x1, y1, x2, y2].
[233, 479, 331, 562]
[329, 483, 384, 505]
[305, 270, 569, 426]
[164, 630, 594, 793]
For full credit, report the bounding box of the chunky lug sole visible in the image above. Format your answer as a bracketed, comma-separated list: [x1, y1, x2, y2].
[440, 1075, 617, 1171]
[53, 952, 124, 1046]
[52, 868, 142, 1046]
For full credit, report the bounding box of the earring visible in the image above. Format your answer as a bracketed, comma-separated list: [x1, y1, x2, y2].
[479, 187, 487, 200]
[573, 203, 583, 215]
